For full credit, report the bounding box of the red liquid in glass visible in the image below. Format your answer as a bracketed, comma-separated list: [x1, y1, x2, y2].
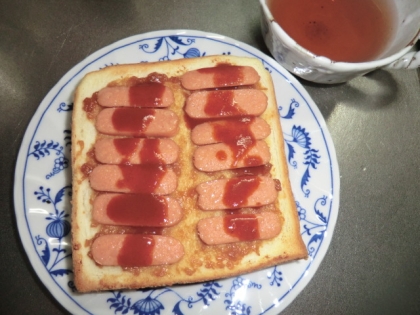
[268, 0, 395, 62]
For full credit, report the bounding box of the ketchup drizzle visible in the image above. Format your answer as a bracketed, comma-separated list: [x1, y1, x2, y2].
[232, 138, 259, 168]
[197, 64, 244, 87]
[140, 139, 162, 164]
[204, 90, 244, 117]
[116, 165, 167, 193]
[213, 117, 261, 167]
[111, 108, 156, 135]
[106, 194, 168, 226]
[83, 92, 99, 119]
[243, 155, 264, 167]
[212, 117, 255, 142]
[128, 83, 166, 107]
[83, 92, 98, 113]
[113, 138, 163, 164]
[183, 114, 212, 130]
[216, 150, 228, 161]
[113, 138, 139, 164]
[223, 176, 261, 208]
[223, 214, 260, 241]
[117, 235, 155, 267]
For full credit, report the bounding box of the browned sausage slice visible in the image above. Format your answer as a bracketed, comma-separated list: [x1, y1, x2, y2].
[95, 138, 179, 165]
[91, 234, 184, 266]
[181, 65, 260, 90]
[93, 193, 182, 226]
[97, 83, 174, 108]
[196, 176, 277, 210]
[90, 165, 177, 194]
[191, 117, 271, 145]
[95, 108, 179, 137]
[197, 212, 281, 245]
[193, 140, 270, 172]
[185, 89, 267, 118]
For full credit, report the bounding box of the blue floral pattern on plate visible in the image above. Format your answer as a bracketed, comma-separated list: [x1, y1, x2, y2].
[34, 185, 72, 277]
[13, 30, 340, 315]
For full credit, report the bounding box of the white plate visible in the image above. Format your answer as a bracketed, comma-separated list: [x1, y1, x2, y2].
[14, 30, 340, 315]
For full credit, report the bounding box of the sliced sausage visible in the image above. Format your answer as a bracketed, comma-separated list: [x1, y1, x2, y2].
[93, 193, 182, 226]
[196, 176, 277, 210]
[91, 234, 184, 266]
[197, 212, 281, 245]
[94, 138, 179, 165]
[90, 164, 177, 194]
[185, 89, 267, 119]
[191, 117, 271, 145]
[181, 65, 260, 90]
[97, 83, 174, 108]
[193, 140, 270, 172]
[95, 108, 179, 137]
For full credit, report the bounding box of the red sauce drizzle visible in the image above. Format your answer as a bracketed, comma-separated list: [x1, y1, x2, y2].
[216, 150, 228, 161]
[116, 165, 167, 193]
[113, 138, 139, 165]
[197, 64, 244, 87]
[113, 138, 162, 164]
[140, 139, 162, 164]
[243, 155, 264, 167]
[212, 117, 255, 142]
[81, 163, 94, 176]
[106, 194, 167, 226]
[117, 234, 155, 266]
[223, 214, 260, 241]
[223, 176, 261, 208]
[183, 114, 214, 130]
[128, 83, 166, 107]
[213, 117, 261, 168]
[204, 90, 244, 117]
[111, 108, 156, 135]
[231, 138, 258, 168]
[83, 92, 98, 114]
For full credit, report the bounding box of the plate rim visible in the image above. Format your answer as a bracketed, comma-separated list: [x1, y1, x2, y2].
[13, 29, 340, 315]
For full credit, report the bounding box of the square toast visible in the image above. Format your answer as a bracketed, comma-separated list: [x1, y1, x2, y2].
[71, 55, 307, 292]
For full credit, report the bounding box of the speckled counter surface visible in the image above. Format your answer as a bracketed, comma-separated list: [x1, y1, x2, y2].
[1, 1, 419, 314]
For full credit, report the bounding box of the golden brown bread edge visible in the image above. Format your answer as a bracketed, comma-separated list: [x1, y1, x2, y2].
[71, 55, 308, 292]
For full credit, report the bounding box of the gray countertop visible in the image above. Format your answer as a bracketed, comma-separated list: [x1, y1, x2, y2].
[1, 0, 419, 314]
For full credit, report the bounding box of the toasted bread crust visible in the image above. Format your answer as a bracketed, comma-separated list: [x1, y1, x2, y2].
[71, 55, 307, 292]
